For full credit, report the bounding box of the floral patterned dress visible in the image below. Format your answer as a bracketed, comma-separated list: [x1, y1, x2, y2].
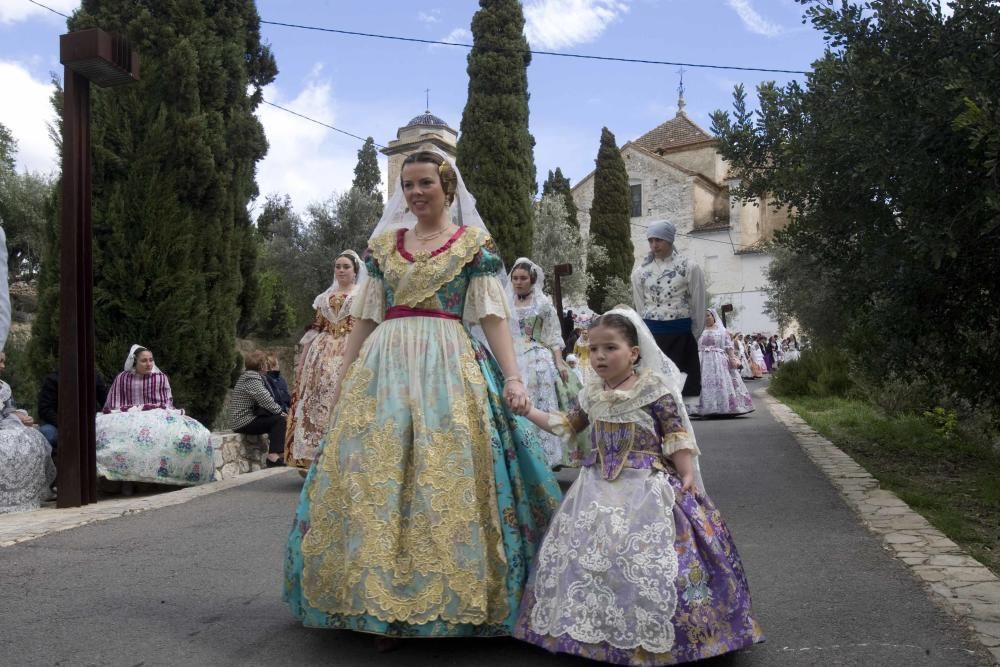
[0, 382, 55, 513]
[513, 298, 584, 467]
[284, 291, 354, 468]
[697, 328, 754, 416]
[96, 371, 214, 485]
[284, 225, 562, 638]
[514, 370, 763, 665]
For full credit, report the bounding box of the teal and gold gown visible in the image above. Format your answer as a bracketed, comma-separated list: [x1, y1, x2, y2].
[284, 225, 562, 637]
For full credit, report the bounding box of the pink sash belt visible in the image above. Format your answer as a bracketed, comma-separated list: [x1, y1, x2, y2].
[384, 305, 461, 321]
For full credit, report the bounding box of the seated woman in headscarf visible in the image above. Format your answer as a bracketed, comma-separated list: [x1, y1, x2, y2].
[95, 345, 215, 486]
[0, 351, 56, 513]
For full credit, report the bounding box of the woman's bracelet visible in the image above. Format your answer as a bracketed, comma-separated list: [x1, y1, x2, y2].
[504, 375, 523, 386]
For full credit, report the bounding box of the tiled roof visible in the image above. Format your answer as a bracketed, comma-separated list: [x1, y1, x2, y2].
[406, 111, 450, 128]
[634, 112, 716, 153]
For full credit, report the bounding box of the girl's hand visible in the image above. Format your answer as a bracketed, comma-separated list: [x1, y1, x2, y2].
[504, 380, 530, 415]
[680, 470, 696, 493]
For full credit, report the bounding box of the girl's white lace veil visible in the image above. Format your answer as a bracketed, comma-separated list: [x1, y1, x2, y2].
[605, 306, 704, 492]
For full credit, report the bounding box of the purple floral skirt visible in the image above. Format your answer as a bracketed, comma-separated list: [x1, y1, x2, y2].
[513, 467, 763, 665]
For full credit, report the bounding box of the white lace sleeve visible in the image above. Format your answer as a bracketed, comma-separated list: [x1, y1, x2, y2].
[661, 432, 701, 457]
[350, 276, 386, 323]
[463, 275, 510, 324]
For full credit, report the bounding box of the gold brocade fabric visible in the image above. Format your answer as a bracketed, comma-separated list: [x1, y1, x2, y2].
[284, 293, 355, 467]
[299, 280, 510, 626]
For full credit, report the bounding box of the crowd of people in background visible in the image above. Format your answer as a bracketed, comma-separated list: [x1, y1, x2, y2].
[731, 332, 802, 381]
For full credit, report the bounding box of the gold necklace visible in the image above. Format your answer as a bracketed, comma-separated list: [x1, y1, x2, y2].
[413, 225, 450, 242]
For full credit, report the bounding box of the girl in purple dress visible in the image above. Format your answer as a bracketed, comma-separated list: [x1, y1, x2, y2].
[512, 308, 763, 665]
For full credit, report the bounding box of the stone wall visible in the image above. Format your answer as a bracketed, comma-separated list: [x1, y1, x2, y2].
[212, 431, 269, 480]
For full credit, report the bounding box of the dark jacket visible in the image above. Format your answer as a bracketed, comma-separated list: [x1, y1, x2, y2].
[265, 371, 291, 411]
[37, 371, 109, 426]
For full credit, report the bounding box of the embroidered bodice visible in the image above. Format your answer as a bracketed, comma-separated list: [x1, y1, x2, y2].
[352, 226, 508, 325]
[513, 299, 564, 350]
[555, 371, 698, 481]
[312, 292, 354, 337]
[699, 328, 732, 354]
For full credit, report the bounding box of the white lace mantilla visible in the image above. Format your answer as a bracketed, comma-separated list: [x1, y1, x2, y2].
[528, 466, 679, 652]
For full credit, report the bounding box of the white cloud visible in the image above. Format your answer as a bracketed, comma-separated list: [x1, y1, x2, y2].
[726, 0, 783, 37]
[439, 27, 471, 44]
[418, 9, 442, 24]
[523, 0, 630, 50]
[0, 0, 78, 24]
[255, 72, 357, 213]
[429, 27, 471, 52]
[0, 61, 59, 174]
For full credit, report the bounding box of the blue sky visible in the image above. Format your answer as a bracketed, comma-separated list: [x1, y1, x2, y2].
[0, 0, 826, 212]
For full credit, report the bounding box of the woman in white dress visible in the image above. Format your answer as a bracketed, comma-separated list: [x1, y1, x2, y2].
[783, 334, 802, 363]
[697, 309, 754, 416]
[96, 345, 214, 486]
[749, 335, 766, 378]
[0, 353, 56, 513]
[509, 258, 584, 468]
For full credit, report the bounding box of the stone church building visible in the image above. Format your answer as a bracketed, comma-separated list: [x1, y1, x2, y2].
[570, 97, 788, 334]
[382, 110, 458, 200]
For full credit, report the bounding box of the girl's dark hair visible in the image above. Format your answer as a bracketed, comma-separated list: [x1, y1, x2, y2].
[400, 150, 458, 205]
[591, 313, 639, 347]
[337, 251, 359, 276]
[512, 261, 538, 285]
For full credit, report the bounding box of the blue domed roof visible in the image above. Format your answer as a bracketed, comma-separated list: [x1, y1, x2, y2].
[406, 111, 450, 128]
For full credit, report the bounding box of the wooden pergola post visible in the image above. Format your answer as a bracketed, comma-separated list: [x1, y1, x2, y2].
[57, 28, 138, 508]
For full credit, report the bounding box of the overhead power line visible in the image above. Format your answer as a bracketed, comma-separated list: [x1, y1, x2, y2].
[259, 20, 810, 75]
[27, 2, 810, 75]
[26, 0, 68, 18]
[261, 100, 384, 149]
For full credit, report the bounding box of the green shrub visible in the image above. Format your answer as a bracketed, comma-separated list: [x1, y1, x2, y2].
[3, 332, 39, 415]
[769, 347, 855, 399]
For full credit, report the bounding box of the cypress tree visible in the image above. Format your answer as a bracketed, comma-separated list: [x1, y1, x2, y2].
[587, 127, 633, 311]
[541, 167, 578, 228]
[350, 136, 384, 229]
[353, 137, 382, 199]
[30, 1, 277, 424]
[457, 0, 536, 266]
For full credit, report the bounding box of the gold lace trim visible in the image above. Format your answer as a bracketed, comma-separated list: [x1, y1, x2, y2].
[370, 227, 489, 307]
[299, 345, 508, 625]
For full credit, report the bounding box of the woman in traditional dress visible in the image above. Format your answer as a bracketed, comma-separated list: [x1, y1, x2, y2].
[783, 334, 801, 363]
[0, 352, 56, 513]
[749, 336, 766, 378]
[697, 309, 754, 416]
[763, 335, 776, 372]
[734, 334, 752, 380]
[509, 257, 583, 468]
[513, 308, 763, 664]
[96, 345, 214, 486]
[573, 321, 595, 385]
[283, 250, 362, 469]
[284, 148, 562, 647]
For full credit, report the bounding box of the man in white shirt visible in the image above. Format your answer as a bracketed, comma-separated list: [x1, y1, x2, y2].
[630, 220, 705, 412]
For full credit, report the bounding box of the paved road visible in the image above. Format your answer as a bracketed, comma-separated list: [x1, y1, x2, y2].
[0, 384, 989, 666]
